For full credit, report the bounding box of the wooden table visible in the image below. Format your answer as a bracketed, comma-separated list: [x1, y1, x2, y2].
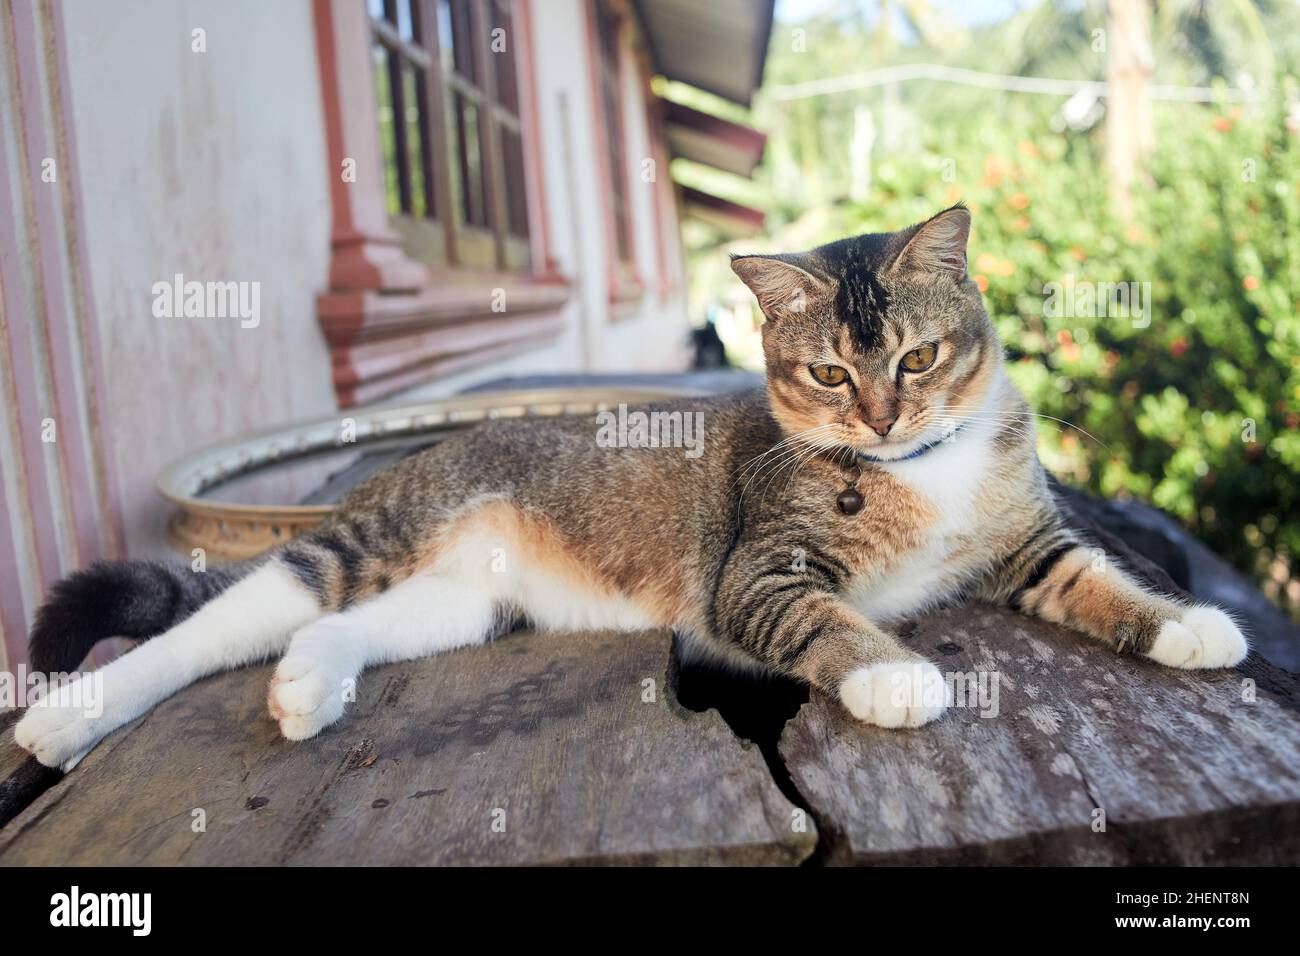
[3, 376, 1299, 864]
[2, 605, 1298, 865]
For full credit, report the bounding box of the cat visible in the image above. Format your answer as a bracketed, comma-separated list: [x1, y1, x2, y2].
[14, 205, 1247, 770]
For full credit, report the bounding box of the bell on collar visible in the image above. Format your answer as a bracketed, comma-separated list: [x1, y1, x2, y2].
[836, 487, 863, 515]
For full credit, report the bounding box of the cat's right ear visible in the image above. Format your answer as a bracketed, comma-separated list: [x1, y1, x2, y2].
[730, 254, 831, 322]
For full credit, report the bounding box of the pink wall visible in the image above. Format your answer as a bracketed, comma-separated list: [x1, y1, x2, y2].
[0, 0, 693, 671]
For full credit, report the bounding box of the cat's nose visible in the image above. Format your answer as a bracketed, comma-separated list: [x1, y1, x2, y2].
[866, 416, 896, 437]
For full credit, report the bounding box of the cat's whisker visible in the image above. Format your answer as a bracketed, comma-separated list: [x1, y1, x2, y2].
[934, 406, 1107, 448]
[732, 433, 810, 484]
[732, 424, 839, 491]
[737, 427, 841, 507]
[757, 434, 837, 498]
[770, 435, 844, 502]
[920, 418, 1020, 452]
[737, 426, 838, 486]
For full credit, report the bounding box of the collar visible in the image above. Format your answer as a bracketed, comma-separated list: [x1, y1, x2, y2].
[857, 422, 965, 465]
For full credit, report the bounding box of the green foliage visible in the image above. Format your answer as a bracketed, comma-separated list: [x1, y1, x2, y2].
[701, 91, 1300, 614]
[907, 96, 1300, 616]
[682, 4, 1300, 613]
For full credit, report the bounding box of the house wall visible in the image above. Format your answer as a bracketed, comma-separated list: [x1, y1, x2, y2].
[59, 0, 338, 563]
[0, 0, 691, 669]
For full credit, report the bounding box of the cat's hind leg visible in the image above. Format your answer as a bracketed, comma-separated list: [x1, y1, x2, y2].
[15, 561, 322, 769]
[267, 574, 496, 740]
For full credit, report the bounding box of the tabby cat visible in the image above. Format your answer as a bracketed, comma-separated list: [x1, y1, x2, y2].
[15, 206, 1247, 769]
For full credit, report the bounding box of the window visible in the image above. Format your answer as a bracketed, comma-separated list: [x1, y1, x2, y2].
[315, 0, 566, 407]
[594, 0, 632, 267]
[369, 0, 531, 272]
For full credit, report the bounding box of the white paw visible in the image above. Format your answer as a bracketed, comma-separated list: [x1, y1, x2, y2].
[839, 661, 950, 728]
[267, 653, 351, 741]
[1146, 607, 1248, 669]
[14, 684, 105, 770]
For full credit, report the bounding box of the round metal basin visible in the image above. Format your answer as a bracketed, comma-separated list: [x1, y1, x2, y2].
[157, 386, 698, 560]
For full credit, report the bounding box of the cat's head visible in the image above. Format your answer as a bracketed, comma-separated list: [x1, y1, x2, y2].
[731, 205, 1001, 461]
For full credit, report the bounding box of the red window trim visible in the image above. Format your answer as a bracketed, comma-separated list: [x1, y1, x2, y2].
[584, 0, 647, 312]
[313, 0, 567, 407]
[632, 40, 676, 302]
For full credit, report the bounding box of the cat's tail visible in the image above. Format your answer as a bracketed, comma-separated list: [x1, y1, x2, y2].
[28, 558, 256, 673]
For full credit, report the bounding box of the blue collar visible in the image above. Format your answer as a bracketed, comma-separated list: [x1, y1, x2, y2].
[858, 423, 965, 465]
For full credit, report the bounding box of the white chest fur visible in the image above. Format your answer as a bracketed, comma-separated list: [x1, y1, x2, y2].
[843, 423, 998, 622]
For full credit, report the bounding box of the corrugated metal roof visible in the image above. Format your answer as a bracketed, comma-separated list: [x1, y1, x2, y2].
[633, 0, 776, 106]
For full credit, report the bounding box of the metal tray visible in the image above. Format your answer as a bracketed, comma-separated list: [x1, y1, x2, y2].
[157, 386, 697, 560]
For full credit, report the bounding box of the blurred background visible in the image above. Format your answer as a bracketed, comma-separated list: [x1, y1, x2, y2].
[1, 0, 1298, 676]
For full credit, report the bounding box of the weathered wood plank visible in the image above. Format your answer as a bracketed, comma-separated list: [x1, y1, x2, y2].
[0, 629, 815, 865]
[781, 604, 1300, 865]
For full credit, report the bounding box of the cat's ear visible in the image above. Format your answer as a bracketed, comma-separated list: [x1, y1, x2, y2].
[889, 205, 971, 281]
[730, 254, 831, 321]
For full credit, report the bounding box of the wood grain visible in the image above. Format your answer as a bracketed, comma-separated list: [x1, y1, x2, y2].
[781, 604, 1300, 865]
[0, 629, 815, 865]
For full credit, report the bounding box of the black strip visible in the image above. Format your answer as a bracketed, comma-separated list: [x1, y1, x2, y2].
[278, 550, 325, 599]
[807, 548, 851, 578]
[316, 530, 365, 607]
[196, 561, 246, 603]
[1010, 543, 1076, 610]
[377, 504, 413, 555]
[736, 569, 786, 609]
[348, 518, 374, 554]
[801, 556, 846, 589]
[1057, 564, 1086, 599]
[777, 621, 826, 668]
[158, 566, 187, 625]
[741, 586, 789, 654]
[755, 578, 810, 605]
[1001, 520, 1051, 571]
[752, 584, 811, 655]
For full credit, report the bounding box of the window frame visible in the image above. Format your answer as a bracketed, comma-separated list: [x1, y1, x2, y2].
[313, 0, 566, 408]
[585, 0, 644, 307]
[368, 0, 535, 274]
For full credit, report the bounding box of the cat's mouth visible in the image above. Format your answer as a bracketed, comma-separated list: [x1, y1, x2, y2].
[849, 417, 951, 461]
[855, 437, 924, 461]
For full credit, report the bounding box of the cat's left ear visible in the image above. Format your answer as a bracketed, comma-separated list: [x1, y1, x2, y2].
[730, 253, 832, 322]
[889, 205, 971, 281]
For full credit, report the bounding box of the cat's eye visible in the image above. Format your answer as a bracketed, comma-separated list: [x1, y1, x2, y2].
[810, 364, 849, 387]
[900, 344, 938, 373]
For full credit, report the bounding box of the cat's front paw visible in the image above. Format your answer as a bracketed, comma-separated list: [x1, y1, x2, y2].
[267, 653, 351, 741]
[13, 688, 100, 771]
[1146, 606, 1248, 669]
[839, 661, 950, 728]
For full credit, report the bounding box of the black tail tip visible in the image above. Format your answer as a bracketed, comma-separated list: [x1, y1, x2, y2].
[28, 561, 182, 674]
